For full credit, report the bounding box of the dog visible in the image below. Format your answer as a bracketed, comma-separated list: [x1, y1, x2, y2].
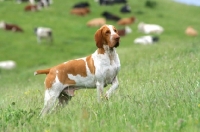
[34, 27, 53, 43]
[138, 22, 164, 34]
[0, 21, 23, 32]
[86, 18, 106, 27]
[134, 35, 159, 45]
[34, 25, 120, 116]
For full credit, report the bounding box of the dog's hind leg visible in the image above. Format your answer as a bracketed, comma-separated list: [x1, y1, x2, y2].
[39, 89, 61, 117]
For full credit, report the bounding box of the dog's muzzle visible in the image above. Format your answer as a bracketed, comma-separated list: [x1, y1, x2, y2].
[114, 42, 119, 47]
[114, 35, 120, 47]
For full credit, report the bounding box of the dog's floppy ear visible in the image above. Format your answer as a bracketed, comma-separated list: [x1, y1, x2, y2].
[94, 28, 103, 48]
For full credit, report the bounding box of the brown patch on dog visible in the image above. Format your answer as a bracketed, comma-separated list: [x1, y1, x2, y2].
[95, 27, 104, 48]
[45, 71, 56, 88]
[101, 26, 111, 47]
[97, 48, 105, 54]
[58, 60, 87, 85]
[86, 55, 95, 74]
[95, 25, 112, 48]
[44, 59, 88, 89]
[64, 60, 87, 77]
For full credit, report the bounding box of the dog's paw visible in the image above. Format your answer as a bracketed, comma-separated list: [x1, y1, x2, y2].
[104, 94, 110, 100]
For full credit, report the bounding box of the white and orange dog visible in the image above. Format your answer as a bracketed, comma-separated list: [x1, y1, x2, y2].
[34, 25, 120, 116]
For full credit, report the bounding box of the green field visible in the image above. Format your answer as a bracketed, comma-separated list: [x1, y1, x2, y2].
[0, 0, 200, 131]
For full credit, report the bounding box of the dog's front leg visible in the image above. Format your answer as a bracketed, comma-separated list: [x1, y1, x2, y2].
[96, 81, 104, 103]
[105, 76, 119, 99]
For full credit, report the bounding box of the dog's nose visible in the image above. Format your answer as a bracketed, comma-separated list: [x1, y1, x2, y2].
[114, 35, 120, 41]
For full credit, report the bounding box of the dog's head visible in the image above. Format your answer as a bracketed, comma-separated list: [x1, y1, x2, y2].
[95, 25, 120, 49]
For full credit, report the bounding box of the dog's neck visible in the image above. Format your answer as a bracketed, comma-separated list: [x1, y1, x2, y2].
[97, 45, 116, 54]
[104, 44, 116, 52]
[97, 45, 117, 64]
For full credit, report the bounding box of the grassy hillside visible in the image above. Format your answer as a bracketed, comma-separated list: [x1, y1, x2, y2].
[0, 0, 200, 131]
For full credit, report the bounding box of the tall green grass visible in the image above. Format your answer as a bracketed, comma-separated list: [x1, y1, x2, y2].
[0, 0, 200, 131]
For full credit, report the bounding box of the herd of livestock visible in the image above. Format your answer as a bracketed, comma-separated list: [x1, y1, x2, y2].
[0, 0, 198, 70]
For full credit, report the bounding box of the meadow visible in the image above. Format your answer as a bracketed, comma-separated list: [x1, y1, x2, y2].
[0, 0, 200, 131]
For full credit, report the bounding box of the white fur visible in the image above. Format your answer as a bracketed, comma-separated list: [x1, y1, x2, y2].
[138, 22, 164, 34]
[41, 75, 65, 115]
[108, 25, 117, 42]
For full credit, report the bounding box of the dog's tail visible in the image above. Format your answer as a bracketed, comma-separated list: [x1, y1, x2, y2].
[34, 68, 50, 75]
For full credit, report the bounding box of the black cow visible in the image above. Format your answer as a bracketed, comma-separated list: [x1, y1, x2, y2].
[120, 4, 131, 13]
[73, 2, 90, 8]
[99, 0, 127, 5]
[101, 11, 121, 21]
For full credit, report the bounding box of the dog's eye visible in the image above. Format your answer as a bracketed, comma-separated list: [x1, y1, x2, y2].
[106, 30, 110, 34]
[114, 29, 117, 32]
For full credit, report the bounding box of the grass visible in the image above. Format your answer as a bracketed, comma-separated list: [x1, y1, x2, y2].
[0, 0, 200, 131]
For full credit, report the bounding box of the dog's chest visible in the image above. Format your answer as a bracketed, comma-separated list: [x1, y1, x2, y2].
[95, 53, 120, 84]
[104, 62, 118, 83]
